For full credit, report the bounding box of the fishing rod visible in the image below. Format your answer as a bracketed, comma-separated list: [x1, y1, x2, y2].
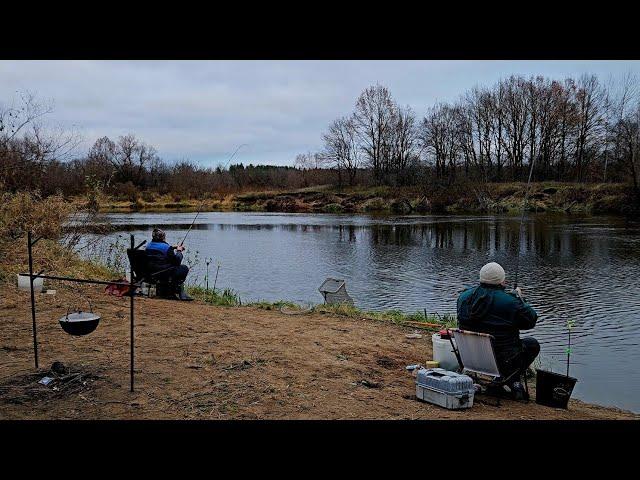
[175, 145, 246, 250]
[513, 155, 538, 289]
[179, 199, 206, 247]
[178, 144, 246, 248]
[221, 144, 247, 169]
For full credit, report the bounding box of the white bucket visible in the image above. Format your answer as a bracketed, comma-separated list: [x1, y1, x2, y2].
[17, 274, 44, 293]
[431, 333, 460, 371]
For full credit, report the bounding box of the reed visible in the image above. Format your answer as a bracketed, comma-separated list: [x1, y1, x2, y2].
[187, 285, 241, 307]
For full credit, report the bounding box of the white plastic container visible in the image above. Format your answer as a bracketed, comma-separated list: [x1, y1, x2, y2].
[431, 332, 460, 371]
[17, 274, 43, 293]
[415, 368, 474, 410]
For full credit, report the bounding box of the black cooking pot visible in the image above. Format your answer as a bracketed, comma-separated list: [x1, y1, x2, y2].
[59, 299, 101, 336]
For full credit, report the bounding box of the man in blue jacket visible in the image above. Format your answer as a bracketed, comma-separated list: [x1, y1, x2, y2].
[457, 262, 539, 400]
[145, 228, 193, 301]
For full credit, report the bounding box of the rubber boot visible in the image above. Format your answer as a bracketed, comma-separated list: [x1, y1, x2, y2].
[178, 284, 193, 301]
[156, 283, 177, 299]
[509, 380, 529, 401]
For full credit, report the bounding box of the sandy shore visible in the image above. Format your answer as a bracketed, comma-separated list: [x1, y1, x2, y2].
[1, 283, 637, 420]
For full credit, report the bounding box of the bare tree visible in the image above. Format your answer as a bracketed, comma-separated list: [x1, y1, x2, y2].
[388, 105, 419, 184]
[419, 103, 460, 183]
[323, 117, 360, 186]
[1, 92, 81, 193]
[0, 91, 54, 145]
[573, 74, 606, 182]
[88, 134, 158, 187]
[352, 84, 396, 184]
[499, 76, 531, 178]
[609, 74, 640, 192]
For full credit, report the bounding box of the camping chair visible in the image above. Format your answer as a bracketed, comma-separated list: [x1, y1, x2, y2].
[126, 241, 177, 298]
[449, 328, 528, 406]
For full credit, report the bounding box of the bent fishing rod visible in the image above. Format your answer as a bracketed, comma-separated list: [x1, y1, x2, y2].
[222, 143, 248, 169]
[179, 199, 206, 247]
[177, 144, 247, 249]
[513, 155, 538, 289]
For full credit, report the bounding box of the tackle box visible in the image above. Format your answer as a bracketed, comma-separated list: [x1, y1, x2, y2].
[415, 368, 475, 410]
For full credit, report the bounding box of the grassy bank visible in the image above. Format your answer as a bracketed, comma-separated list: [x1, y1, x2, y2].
[77, 182, 638, 216]
[230, 182, 638, 215]
[187, 285, 456, 331]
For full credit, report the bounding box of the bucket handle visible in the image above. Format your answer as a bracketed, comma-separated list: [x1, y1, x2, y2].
[66, 297, 94, 318]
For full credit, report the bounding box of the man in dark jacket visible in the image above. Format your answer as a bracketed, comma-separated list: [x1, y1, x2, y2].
[457, 262, 539, 400]
[145, 228, 192, 301]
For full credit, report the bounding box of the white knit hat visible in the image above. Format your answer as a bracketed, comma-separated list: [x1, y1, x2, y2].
[479, 262, 506, 285]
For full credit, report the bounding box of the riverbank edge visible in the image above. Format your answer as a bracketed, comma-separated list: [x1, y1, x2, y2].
[0, 237, 455, 332]
[80, 182, 639, 216]
[3, 283, 638, 419]
[186, 285, 456, 330]
[3, 246, 638, 418]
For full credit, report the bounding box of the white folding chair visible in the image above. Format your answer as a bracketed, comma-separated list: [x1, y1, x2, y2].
[450, 328, 526, 406]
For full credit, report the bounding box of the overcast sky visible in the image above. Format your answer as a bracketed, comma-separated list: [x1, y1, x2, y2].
[2, 60, 640, 167]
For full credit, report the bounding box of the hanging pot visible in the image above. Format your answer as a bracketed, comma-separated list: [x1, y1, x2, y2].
[59, 299, 101, 336]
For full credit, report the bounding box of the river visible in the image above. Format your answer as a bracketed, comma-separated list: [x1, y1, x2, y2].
[80, 211, 640, 413]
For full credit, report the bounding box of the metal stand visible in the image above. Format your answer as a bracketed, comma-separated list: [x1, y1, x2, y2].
[27, 231, 40, 369]
[24, 232, 139, 392]
[130, 235, 135, 392]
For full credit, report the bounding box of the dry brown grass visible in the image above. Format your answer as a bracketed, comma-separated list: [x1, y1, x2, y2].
[2, 284, 636, 419]
[0, 192, 73, 241]
[0, 192, 114, 284]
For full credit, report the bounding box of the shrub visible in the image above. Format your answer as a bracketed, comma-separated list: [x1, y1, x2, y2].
[141, 190, 157, 203]
[323, 203, 344, 213]
[111, 181, 139, 203]
[363, 197, 387, 211]
[0, 192, 116, 284]
[0, 192, 73, 241]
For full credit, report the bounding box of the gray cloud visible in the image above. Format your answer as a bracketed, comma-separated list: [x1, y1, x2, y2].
[2, 60, 639, 167]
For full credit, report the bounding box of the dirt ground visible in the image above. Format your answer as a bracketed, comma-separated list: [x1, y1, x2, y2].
[1, 283, 637, 420]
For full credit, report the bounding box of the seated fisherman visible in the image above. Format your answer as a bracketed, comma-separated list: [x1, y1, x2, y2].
[145, 228, 193, 301]
[456, 262, 539, 400]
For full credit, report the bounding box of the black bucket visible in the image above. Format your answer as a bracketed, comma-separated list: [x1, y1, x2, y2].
[535, 369, 577, 409]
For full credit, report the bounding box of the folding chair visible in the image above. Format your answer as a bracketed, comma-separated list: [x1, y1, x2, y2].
[126, 242, 176, 298]
[449, 328, 527, 406]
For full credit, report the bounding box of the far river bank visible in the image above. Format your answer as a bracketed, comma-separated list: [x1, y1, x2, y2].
[81, 182, 639, 216]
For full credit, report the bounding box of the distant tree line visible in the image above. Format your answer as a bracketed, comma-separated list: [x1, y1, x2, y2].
[2, 73, 640, 202]
[321, 75, 640, 191]
[0, 94, 335, 199]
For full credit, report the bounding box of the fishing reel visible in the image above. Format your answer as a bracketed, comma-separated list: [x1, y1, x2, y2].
[508, 285, 525, 300]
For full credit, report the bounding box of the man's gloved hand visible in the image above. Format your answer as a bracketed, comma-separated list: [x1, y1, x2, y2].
[514, 287, 523, 299]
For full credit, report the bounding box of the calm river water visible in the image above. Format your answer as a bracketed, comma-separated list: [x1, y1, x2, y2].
[82, 211, 640, 412]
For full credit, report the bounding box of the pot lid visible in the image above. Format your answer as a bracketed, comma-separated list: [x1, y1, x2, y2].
[60, 312, 100, 323]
